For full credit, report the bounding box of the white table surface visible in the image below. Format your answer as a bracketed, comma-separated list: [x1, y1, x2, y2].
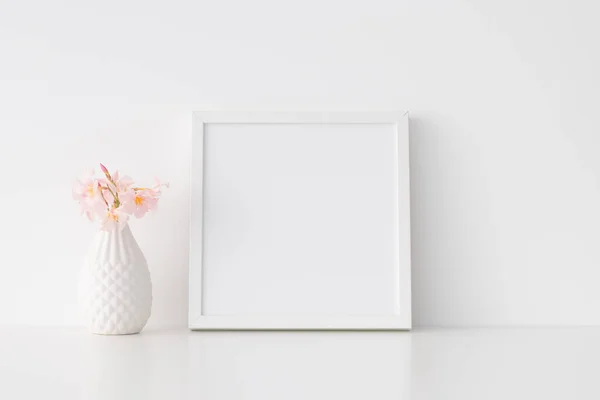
[0, 326, 598, 400]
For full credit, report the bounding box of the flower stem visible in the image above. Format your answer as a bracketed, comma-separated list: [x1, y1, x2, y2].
[99, 188, 109, 207]
[101, 184, 120, 207]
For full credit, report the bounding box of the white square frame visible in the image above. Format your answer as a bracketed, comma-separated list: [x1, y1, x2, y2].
[189, 111, 411, 330]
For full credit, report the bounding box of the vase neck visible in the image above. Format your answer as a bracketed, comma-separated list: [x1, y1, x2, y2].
[91, 223, 141, 264]
[96, 223, 135, 246]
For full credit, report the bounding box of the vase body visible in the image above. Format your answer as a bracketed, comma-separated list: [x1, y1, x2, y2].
[78, 224, 152, 335]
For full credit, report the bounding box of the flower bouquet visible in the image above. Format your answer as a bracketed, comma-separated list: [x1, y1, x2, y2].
[73, 163, 168, 230]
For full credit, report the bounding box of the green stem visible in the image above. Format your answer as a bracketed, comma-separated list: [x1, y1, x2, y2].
[101, 185, 120, 208]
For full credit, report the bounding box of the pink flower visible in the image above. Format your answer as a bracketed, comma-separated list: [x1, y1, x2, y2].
[72, 170, 106, 220]
[72, 170, 95, 201]
[74, 164, 167, 227]
[100, 206, 129, 231]
[99, 163, 110, 178]
[122, 189, 159, 218]
[115, 174, 134, 192]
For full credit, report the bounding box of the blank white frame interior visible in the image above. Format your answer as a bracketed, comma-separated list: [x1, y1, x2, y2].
[189, 111, 411, 330]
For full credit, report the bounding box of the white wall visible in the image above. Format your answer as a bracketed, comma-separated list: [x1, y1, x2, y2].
[1, 0, 599, 327]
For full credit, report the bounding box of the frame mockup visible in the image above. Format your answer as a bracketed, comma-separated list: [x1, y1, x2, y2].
[190, 111, 411, 330]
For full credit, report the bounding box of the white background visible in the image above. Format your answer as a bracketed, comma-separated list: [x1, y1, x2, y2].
[1, 0, 599, 328]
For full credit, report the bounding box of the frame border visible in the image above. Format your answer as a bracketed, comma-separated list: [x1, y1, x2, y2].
[189, 111, 411, 330]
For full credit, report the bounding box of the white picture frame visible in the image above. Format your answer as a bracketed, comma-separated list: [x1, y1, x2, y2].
[189, 111, 411, 330]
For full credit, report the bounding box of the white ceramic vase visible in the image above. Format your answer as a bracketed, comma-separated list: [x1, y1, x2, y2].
[78, 224, 152, 335]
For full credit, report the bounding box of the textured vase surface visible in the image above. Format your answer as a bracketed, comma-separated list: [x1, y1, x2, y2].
[78, 224, 152, 335]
